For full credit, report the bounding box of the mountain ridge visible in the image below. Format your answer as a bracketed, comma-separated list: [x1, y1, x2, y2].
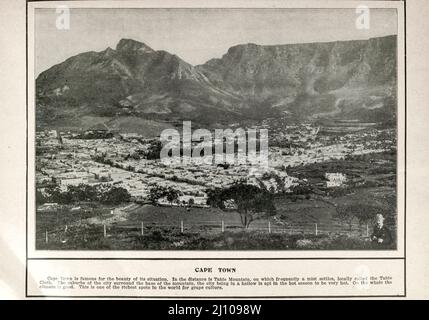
[36, 35, 397, 133]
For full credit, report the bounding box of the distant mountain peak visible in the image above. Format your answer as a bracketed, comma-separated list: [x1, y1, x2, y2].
[103, 47, 115, 56]
[36, 35, 397, 131]
[116, 38, 154, 53]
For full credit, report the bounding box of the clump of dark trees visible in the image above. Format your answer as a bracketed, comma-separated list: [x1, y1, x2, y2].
[206, 180, 276, 228]
[148, 185, 181, 206]
[335, 201, 395, 231]
[37, 183, 131, 205]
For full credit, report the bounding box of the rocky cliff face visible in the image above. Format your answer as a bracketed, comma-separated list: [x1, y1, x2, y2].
[197, 35, 397, 120]
[36, 35, 397, 131]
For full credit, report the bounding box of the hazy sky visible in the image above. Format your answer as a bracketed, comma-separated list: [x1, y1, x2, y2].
[35, 8, 397, 75]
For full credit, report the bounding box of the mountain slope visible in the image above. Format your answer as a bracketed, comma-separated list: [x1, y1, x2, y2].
[196, 35, 397, 120]
[36, 36, 397, 132]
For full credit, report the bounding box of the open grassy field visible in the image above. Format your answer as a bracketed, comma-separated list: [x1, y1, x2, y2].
[37, 228, 393, 251]
[36, 184, 396, 250]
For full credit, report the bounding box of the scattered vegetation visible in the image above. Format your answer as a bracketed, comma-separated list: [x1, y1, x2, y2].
[38, 183, 131, 205]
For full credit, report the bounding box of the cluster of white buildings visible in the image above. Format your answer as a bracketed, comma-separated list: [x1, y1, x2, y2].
[35, 124, 396, 206]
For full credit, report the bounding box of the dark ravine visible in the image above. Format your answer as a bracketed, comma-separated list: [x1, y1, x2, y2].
[36, 35, 397, 132]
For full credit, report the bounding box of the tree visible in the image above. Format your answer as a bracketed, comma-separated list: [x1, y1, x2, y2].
[290, 183, 312, 196]
[148, 185, 180, 206]
[44, 184, 62, 203]
[101, 186, 131, 205]
[148, 185, 166, 205]
[188, 198, 195, 207]
[207, 181, 276, 228]
[335, 203, 385, 231]
[165, 187, 179, 205]
[206, 187, 228, 209]
[145, 140, 163, 160]
[36, 189, 47, 205]
[66, 184, 89, 202]
[83, 184, 98, 201]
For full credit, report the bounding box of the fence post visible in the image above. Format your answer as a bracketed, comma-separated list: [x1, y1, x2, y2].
[221, 220, 224, 233]
[103, 224, 107, 238]
[268, 221, 271, 234]
[141, 221, 144, 236]
[315, 223, 318, 236]
[366, 224, 369, 237]
[45, 230, 48, 243]
[181, 220, 184, 233]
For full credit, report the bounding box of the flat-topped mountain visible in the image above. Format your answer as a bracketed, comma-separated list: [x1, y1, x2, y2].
[36, 36, 397, 132]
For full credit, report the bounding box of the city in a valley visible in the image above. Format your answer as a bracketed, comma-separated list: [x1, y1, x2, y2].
[35, 117, 397, 250]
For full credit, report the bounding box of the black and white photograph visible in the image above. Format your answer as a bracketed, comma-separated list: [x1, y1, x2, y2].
[33, 6, 401, 251]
